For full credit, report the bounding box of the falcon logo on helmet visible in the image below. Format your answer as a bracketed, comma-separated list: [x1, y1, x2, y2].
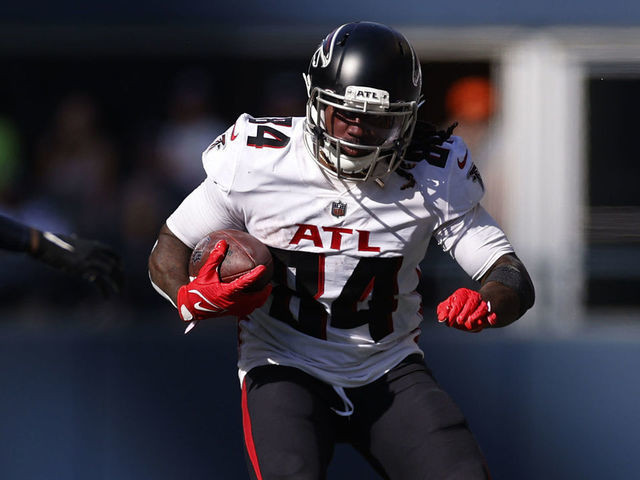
[311, 24, 347, 69]
[411, 48, 421, 88]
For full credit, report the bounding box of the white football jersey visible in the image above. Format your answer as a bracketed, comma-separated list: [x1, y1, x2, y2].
[166, 114, 514, 389]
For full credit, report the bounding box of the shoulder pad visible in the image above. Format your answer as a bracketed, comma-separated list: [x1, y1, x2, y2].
[202, 113, 252, 191]
[446, 136, 485, 191]
[413, 135, 485, 223]
[443, 136, 485, 219]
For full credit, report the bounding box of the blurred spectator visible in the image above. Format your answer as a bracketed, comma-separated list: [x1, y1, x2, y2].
[0, 115, 22, 204]
[32, 92, 120, 241]
[154, 68, 227, 200]
[118, 165, 178, 306]
[445, 76, 504, 223]
[260, 70, 307, 117]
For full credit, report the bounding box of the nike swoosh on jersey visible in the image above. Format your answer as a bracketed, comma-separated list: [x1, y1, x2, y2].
[457, 150, 468, 169]
[230, 122, 239, 141]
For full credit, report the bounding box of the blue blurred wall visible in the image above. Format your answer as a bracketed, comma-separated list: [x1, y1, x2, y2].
[1, 317, 638, 480]
[1, 0, 640, 26]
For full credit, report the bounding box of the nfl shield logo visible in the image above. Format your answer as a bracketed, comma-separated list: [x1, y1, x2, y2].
[331, 201, 347, 217]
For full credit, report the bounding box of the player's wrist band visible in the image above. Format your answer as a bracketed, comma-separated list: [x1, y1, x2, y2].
[484, 263, 535, 316]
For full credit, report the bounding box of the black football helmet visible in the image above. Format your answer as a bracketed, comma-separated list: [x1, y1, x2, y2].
[303, 21, 423, 183]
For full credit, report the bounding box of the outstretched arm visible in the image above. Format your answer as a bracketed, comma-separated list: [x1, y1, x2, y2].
[0, 214, 123, 296]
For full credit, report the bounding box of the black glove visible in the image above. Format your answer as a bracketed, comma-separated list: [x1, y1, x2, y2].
[32, 231, 124, 297]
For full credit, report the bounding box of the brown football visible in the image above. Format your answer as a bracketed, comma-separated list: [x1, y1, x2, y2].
[188, 229, 273, 292]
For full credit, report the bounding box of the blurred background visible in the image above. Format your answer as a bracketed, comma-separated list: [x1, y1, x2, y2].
[1, 1, 640, 479]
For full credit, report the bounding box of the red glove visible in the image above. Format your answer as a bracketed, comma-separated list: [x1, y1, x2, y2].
[436, 288, 497, 332]
[177, 240, 272, 322]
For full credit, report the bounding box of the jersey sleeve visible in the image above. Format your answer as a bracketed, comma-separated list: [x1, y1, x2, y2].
[426, 136, 512, 279]
[165, 178, 244, 248]
[440, 205, 515, 280]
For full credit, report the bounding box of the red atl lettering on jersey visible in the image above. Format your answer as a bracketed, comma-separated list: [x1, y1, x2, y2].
[290, 224, 323, 247]
[356, 230, 381, 252]
[289, 224, 381, 252]
[322, 226, 353, 249]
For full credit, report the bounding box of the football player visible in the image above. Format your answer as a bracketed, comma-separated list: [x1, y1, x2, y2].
[149, 21, 534, 479]
[0, 213, 123, 296]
